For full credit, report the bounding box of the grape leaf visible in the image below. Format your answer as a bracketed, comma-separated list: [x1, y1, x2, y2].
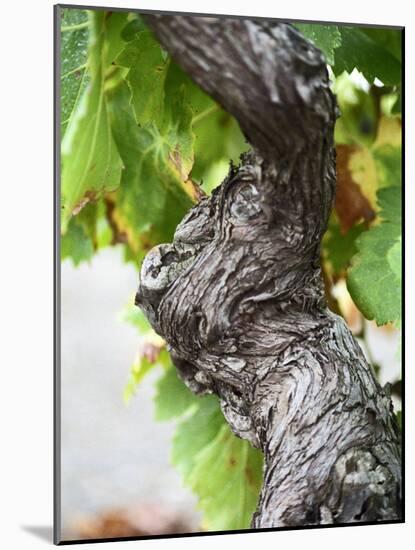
[346, 118, 401, 210]
[60, 8, 89, 137]
[115, 23, 245, 189]
[392, 93, 402, 115]
[124, 345, 169, 404]
[115, 30, 169, 127]
[333, 73, 379, 148]
[171, 395, 224, 479]
[295, 24, 341, 65]
[387, 236, 401, 281]
[171, 396, 263, 530]
[121, 299, 167, 403]
[61, 11, 128, 230]
[192, 107, 248, 187]
[107, 80, 194, 249]
[61, 217, 94, 266]
[334, 27, 401, 85]
[188, 424, 263, 530]
[124, 355, 156, 405]
[120, 16, 147, 42]
[120, 302, 152, 334]
[110, 38, 200, 247]
[347, 186, 401, 326]
[361, 28, 402, 63]
[163, 63, 247, 189]
[152, 363, 264, 530]
[171, 395, 263, 530]
[154, 366, 199, 421]
[325, 221, 365, 275]
[373, 144, 402, 188]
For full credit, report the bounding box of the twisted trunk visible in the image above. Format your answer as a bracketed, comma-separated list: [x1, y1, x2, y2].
[135, 14, 402, 527]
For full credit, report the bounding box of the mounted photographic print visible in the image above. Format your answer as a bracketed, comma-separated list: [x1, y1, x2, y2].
[55, 3, 404, 544]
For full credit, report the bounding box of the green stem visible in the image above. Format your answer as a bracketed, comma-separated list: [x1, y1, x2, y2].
[61, 21, 89, 32]
[61, 63, 87, 80]
[192, 104, 220, 125]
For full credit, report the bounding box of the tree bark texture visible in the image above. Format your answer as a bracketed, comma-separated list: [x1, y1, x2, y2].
[135, 15, 402, 528]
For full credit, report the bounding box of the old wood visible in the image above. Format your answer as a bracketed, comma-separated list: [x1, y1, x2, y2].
[135, 15, 402, 527]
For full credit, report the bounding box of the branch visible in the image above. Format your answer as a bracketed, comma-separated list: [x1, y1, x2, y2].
[144, 15, 336, 158]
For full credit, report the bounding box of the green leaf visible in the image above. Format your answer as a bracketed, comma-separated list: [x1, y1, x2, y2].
[344, 116, 401, 209]
[60, 8, 89, 137]
[189, 425, 263, 530]
[295, 24, 341, 65]
[107, 80, 194, 248]
[120, 302, 153, 334]
[333, 73, 379, 148]
[61, 11, 128, 230]
[165, 63, 247, 189]
[123, 346, 169, 404]
[347, 186, 401, 325]
[154, 366, 199, 421]
[373, 145, 401, 188]
[378, 184, 401, 223]
[361, 28, 402, 63]
[334, 27, 401, 85]
[61, 217, 94, 266]
[120, 16, 147, 42]
[192, 107, 248, 187]
[172, 395, 224, 479]
[392, 93, 402, 115]
[325, 221, 365, 275]
[115, 30, 170, 127]
[96, 213, 113, 249]
[123, 356, 156, 404]
[152, 361, 264, 530]
[387, 236, 401, 281]
[172, 395, 263, 530]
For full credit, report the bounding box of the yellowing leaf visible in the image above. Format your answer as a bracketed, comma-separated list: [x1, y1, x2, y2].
[348, 117, 401, 210]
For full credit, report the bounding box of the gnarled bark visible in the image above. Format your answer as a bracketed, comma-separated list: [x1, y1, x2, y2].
[135, 15, 401, 528]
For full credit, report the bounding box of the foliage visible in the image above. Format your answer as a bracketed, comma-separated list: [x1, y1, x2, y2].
[348, 187, 402, 326]
[61, 12, 126, 231]
[334, 27, 401, 86]
[60, 9, 89, 138]
[172, 396, 263, 531]
[295, 24, 341, 65]
[60, 8, 402, 531]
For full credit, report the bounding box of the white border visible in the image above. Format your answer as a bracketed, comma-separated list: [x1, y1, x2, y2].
[1, 1, 412, 548]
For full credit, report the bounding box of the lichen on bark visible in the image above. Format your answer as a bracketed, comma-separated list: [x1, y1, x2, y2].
[135, 14, 402, 528]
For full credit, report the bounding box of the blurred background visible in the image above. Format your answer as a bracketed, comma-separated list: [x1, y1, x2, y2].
[61, 247, 201, 539]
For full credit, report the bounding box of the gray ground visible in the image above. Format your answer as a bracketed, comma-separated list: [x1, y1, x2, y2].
[60, 247, 400, 537]
[60, 247, 200, 537]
